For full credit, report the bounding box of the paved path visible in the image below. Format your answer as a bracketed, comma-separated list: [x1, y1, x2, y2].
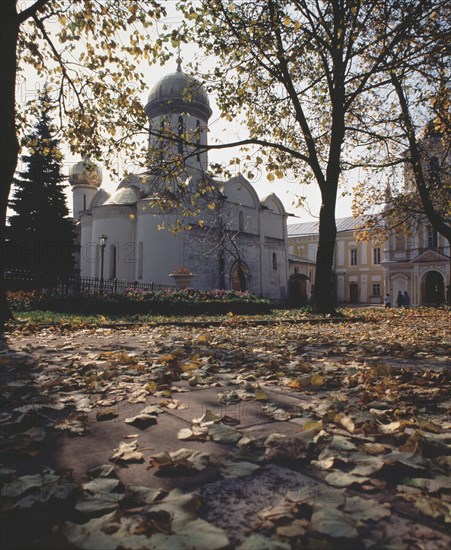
[1, 323, 450, 549]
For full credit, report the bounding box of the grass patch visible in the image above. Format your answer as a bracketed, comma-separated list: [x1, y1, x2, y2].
[10, 307, 320, 327]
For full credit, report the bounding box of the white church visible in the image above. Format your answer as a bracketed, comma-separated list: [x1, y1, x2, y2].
[69, 63, 290, 300]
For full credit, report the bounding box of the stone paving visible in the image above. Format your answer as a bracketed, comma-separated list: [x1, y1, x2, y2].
[1, 321, 450, 549]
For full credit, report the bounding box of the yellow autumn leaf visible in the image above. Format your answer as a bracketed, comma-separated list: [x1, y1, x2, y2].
[302, 419, 323, 432]
[311, 374, 325, 386]
[145, 381, 157, 393]
[181, 362, 198, 373]
[255, 389, 269, 402]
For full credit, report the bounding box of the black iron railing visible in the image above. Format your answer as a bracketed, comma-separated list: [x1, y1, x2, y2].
[5, 269, 169, 295]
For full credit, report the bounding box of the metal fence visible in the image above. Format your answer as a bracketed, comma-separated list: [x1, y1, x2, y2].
[56, 276, 169, 296]
[5, 269, 170, 295]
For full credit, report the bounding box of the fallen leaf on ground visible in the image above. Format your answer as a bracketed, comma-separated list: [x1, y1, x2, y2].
[110, 440, 143, 464]
[149, 448, 211, 473]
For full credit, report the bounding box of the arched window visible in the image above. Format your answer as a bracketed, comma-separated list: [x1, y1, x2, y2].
[239, 211, 244, 232]
[156, 120, 166, 161]
[429, 156, 441, 187]
[196, 119, 201, 162]
[428, 226, 438, 249]
[138, 242, 143, 280]
[110, 245, 117, 279]
[272, 252, 277, 270]
[178, 115, 184, 154]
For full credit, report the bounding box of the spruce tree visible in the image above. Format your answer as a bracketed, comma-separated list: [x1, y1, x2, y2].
[7, 88, 75, 283]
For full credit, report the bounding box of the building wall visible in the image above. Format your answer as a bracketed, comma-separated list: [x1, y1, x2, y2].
[289, 230, 385, 304]
[288, 219, 450, 306]
[77, 176, 289, 300]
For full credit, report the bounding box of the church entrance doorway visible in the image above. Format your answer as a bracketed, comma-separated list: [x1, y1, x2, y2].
[423, 271, 445, 305]
[231, 261, 249, 292]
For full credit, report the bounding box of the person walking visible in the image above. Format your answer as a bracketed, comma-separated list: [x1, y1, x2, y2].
[396, 291, 403, 307]
[384, 293, 391, 309]
[402, 291, 410, 307]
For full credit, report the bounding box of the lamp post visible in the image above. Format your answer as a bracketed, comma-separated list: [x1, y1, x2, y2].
[99, 234, 107, 292]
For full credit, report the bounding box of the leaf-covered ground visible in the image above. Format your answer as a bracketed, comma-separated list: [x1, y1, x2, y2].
[1, 307, 450, 549]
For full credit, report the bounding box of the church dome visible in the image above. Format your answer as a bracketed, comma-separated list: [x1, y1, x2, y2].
[69, 157, 102, 187]
[145, 64, 212, 121]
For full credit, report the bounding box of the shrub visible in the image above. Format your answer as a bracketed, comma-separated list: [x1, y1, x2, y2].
[7, 288, 271, 315]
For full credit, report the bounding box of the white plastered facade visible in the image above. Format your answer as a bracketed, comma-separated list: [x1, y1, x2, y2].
[72, 68, 289, 299]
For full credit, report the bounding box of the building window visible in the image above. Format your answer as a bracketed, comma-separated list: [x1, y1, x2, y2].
[428, 227, 438, 248]
[429, 156, 441, 186]
[110, 245, 117, 279]
[350, 248, 357, 266]
[83, 194, 86, 211]
[178, 115, 184, 154]
[196, 119, 201, 162]
[372, 283, 381, 296]
[138, 242, 143, 280]
[272, 252, 277, 270]
[156, 120, 166, 161]
[239, 211, 244, 232]
[373, 247, 381, 264]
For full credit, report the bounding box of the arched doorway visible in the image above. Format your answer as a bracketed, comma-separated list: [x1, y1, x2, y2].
[423, 271, 445, 305]
[231, 261, 249, 292]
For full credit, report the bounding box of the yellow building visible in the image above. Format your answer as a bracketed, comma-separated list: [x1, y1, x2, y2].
[288, 217, 385, 304]
[288, 216, 450, 306]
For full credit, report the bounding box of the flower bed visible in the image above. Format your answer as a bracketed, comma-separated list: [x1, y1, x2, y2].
[7, 288, 271, 315]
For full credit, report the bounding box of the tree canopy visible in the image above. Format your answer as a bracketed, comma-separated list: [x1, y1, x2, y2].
[1, 0, 166, 331]
[174, 0, 443, 312]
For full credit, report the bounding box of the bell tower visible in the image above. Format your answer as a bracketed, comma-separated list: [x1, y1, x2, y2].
[144, 62, 212, 171]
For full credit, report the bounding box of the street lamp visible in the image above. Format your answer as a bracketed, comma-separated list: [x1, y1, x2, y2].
[99, 234, 107, 291]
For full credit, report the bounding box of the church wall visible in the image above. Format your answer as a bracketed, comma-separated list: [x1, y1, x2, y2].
[261, 210, 285, 240]
[90, 205, 136, 281]
[182, 229, 220, 290]
[79, 213, 93, 277]
[136, 207, 184, 286]
[226, 203, 259, 235]
[224, 185, 257, 209]
[261, 239, 288, 299]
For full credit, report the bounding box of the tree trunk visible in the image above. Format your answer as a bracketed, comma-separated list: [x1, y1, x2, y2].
[0, 1, 20, 335]
[313, 81, 344, 314]
[314, 186, 338, 313]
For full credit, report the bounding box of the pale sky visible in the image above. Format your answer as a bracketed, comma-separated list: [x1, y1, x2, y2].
[14, 2, 356, 223]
